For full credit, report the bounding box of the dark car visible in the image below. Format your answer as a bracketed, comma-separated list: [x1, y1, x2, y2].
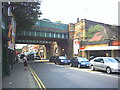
[54, 56, 70, 65]
[27, 54, 34, 61]
[49, 56, 57, 62]
[34, 56, 41, 60]
[20, 54, 25, 59]
[70, 57, 90, 68]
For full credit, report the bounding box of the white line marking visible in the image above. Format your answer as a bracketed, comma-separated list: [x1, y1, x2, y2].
[69, 67, 119, 79]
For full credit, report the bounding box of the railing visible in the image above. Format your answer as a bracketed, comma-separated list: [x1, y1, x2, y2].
[16, 39, 52, 44]
[16, 30, 69, 39]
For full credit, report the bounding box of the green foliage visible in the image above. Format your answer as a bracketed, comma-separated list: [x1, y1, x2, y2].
[10, 2, 42, 30]
[55, 21, 62, 23]
[85, 25, 104, 38]
[111, 25, 117, 30]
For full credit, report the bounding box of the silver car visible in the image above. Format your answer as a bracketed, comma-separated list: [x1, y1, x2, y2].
[90, 57, 120, 74]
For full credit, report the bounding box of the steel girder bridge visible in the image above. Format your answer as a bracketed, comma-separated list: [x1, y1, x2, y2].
[16, 19, 73, 58]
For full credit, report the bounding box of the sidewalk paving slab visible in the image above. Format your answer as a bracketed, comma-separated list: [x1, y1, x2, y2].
[2, 62, 39, 89]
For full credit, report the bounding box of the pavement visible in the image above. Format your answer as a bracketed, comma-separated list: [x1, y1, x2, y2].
[2, 61, 39, 89]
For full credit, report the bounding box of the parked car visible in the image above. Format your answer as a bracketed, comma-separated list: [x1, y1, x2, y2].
[27, 54, 34, 61]
[90, 57, 120, 74]
[54, 56, 70, 65]
[34, 56, 41, 60]
[70, 57, 90, 68]
[89, 56, 96, 61]
[49, 56, 57, 62]
[114, 57, 120, 61]
[20, 54, 25, 59]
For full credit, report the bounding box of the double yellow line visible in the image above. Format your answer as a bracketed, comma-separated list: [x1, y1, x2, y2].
[28, 64, 47, 90]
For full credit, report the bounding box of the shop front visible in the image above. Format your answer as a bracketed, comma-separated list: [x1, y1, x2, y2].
[82, 46, 120, 59]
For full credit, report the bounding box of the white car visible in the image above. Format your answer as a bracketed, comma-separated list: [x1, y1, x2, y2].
[90, 57, 120, 74]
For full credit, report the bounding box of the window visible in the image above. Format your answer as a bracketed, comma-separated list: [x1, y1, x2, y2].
[105, 58, 119, 63]
[94, 58, 103, 63]
[78, 57, 88, 62]
[59, 56, 67, 59]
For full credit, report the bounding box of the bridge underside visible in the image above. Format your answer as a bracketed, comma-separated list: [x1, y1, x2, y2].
[16, 36, 73, 58]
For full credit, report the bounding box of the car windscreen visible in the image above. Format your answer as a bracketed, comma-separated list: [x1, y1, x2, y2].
[59, 56, 67, 59]
[78, 57, 88, 62]
[105, 58, 120, 63]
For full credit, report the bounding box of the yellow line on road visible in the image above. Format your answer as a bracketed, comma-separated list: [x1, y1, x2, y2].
[28, 64, 47, 90]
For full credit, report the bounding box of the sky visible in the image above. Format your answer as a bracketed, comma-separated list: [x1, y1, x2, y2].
[16, 0, 119, 49]
[40, 0, 119, 25]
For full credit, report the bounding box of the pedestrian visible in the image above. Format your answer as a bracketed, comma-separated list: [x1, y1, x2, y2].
[23, 56, 28, 71]
[16, 55, 18, 63]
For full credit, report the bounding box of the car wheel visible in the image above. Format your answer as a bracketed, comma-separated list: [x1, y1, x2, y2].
[54, 61, 56, 64]
[106, 67, 111, 74]
[70, 63, 73, 67]
[91, 65, 95, 71]
[78, 64, 81, 68]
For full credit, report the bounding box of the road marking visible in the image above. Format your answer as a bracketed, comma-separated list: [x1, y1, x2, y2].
[53, 64, 64, 67]
[36, 61, 120, 79]
[46, 63, 54, 64]
[28, 64, 47, 90]
[69, 67, 120, 79]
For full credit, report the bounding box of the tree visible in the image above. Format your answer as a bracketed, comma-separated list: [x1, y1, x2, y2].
[5, 2, 42, 30]
[55, 21, 63, 23]
[85, 25, 104, 38]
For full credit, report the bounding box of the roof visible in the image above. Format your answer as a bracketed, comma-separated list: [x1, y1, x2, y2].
[82, 46, 120, 51]
[89, 32, 103, 41]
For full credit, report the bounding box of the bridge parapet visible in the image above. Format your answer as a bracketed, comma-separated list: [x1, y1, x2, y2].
[34, 20, 68, 32]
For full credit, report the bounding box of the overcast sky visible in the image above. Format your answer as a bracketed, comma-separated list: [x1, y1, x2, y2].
[40, 0, 119, 25]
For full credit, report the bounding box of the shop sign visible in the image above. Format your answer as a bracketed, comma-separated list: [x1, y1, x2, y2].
[80, 47, 85, 50]
[75, 41, 80, 44]
[73, 39, 79, 54]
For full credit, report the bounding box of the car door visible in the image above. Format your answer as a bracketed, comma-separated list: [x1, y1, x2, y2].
[70, 57, 76, 66]
[74, 57, 79, 66]
[97, 58, 105, 70]
[93, 58, 100, 69]
[54, 56, 58, 63]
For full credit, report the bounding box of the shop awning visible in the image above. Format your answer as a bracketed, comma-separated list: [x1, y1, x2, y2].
[82, 46, 120, 51]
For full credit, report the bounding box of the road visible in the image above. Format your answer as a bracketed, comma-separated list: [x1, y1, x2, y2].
[29, 60, 120, 88]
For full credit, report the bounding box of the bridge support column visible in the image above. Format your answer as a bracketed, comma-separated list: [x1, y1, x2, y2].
[57, 39, 73, 58]
[45, 44, 53, 59]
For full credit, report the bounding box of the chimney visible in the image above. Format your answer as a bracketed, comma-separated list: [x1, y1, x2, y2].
[77, 18, 79, 23]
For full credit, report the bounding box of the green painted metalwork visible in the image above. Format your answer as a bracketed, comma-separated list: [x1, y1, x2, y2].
[16, 39, 52, 44]
[17, 30, 68, 39]
[34, 20, 68, 32]
[16, 19, 69, 43]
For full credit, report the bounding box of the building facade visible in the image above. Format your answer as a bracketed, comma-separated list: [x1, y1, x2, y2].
[2, 2, 16, 76]
[70, 19, 119, 58]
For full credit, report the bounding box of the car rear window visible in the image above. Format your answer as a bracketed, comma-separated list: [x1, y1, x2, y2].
[105, 58, 120, 63]
[78, 57, 88, 61]
[59, 56, 67, 59]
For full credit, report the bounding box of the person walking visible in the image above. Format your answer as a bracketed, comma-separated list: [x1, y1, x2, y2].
[23, 56, 28, 71]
